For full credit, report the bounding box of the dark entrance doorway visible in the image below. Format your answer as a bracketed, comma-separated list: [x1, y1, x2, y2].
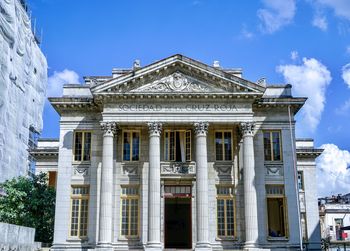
[164, 198, 192, 249]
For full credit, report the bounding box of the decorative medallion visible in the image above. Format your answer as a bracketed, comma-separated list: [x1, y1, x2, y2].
[133, 72, 209, 93]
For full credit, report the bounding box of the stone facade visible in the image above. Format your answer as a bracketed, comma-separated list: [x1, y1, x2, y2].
[46, 55, 321, 250]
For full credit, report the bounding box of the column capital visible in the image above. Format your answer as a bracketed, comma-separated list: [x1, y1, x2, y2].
[240, 122, 255, 137]
[100, 122, 119, 136]
[147, 122, 162, 136]
[193, 122, 209, 136]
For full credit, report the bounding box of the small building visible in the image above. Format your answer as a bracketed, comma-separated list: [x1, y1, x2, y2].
[36, 55, 323, 250]
[319, 195, 350, 242]
[296, 139, 323, 249]
[30, 138, 59, 188]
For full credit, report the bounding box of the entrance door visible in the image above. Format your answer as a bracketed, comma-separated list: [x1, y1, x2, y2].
[164, 198, 192, 249]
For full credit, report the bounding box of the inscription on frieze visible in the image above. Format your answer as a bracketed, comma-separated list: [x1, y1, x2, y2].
[112, 103, 250, 113]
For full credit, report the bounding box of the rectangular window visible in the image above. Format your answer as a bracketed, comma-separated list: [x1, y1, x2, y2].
[266, 185, 287, 238]
[297, 171, 304, 191]
[70, 186, 89, 238]
[164, 130, 191, 162]
[263, 131, 282, 161]
[120, 186, 139, 237]
[300, 212, 308, 241]
[73, 131, 92, 162]
[217, 186, 235, 237]
[123, 131, 140, 161]
[215, 131, 232, 161]
[335, 218, 343, 240]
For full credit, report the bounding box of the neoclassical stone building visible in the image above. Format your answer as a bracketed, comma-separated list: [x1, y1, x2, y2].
[48, 55, 321, 251]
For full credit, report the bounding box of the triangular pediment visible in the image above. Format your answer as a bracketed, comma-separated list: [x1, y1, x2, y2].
[92, 54, 266, 95]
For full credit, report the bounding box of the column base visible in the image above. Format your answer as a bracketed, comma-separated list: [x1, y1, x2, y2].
[243, 243, 260, 251]
[195, 242, 212, 251]
[96, 243, 113, 251]
[145, 242, 162, 251]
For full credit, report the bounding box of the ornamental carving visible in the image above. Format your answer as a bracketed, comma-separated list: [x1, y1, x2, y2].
[72, 167, 89, 177]
[122, 164, 138, 175]
[214, 164, 232, 175]
[240, 122, 255, 136]
[133, 72, 209, 93]
[147, 122, 162, 135]
[161, 162, 196, 175]
[265, 165, 283, 176]
[100, 122, 119, 136]
[193, 122, 209, 136]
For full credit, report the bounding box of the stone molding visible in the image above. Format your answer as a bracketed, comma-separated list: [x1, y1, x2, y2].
[240, 122, 255, 136]
[100, 122, 119, 136]
[147, 122, 162, 136]
[193, 122, 209, 136]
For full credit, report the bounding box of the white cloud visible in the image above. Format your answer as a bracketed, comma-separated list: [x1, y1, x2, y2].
[312, 15, 328, 31]
[342, 63, 350, 88]
[290, 50, 299, 61]
[317, 143, 350, 197]
[257, 0, 296, 33]
[277, 57, 332, 133]
[47, 69, 80, 97]
[240, 24, 254, 39]
[347, 46, 350, 55]
[316, 0, 350, 21]
[336, 98, 350, 115]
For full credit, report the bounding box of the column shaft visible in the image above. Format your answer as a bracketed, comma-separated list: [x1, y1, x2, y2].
[146, 122, 162, 251]
[194, 122, 211, 250]
[98, 122, 118, 250]
[241, 122, 259, 249]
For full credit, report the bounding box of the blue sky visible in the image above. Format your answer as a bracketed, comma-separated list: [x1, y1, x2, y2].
[28, 0, 350, 196]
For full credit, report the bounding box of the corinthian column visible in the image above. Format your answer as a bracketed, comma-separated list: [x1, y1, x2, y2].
[97, 122, 118, 251]
[193, 122, 211, 251]
[146, 122, 162, 251]
[240, 122, 259, 250]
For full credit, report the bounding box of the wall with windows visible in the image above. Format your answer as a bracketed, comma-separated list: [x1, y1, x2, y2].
[252, 109, 303, 248]
[296, 139, 322, 250]
[53, 117, 102, 247]
[50, 108, 311, 250]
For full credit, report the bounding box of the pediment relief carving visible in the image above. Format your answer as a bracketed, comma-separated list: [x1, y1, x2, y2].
[130, 72, 225, 93]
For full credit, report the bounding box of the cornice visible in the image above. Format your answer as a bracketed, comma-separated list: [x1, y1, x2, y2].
[48, 97, 100, 115]
[296, 148, 324, 158]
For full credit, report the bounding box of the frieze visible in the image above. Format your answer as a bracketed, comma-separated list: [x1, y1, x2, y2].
[111, 103, 248, 113]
